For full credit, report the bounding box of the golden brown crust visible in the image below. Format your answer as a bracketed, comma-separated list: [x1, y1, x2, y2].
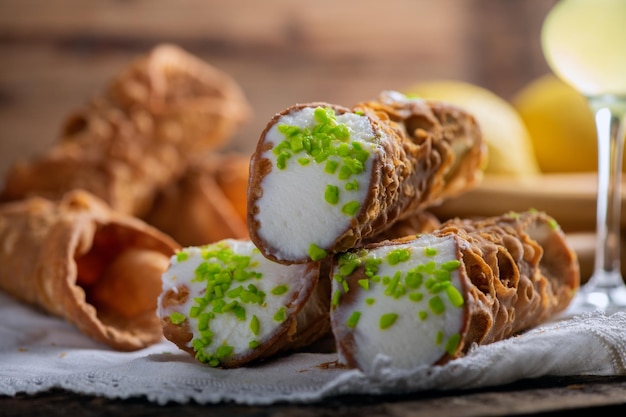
[0, 190, 180, 350]
[434, 211, 579, 358]
[0, 44, 251, 218]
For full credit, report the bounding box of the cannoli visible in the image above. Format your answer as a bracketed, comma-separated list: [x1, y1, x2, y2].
[247, 91, 485, 264]
[158, 239, 331, 368]
[145, 153, 249, 247]
[0, 190, 180, 350]
[329, 210, 579, 372]
[0, 44, 251, 218]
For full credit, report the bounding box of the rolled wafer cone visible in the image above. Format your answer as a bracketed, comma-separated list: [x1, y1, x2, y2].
[247, 91, 485, 264]
[330, 210, 579, 372]
[145, 153, 249, 247]
[158, 239, 331, 368]
[1, 44, 251, 218]
[0, 190, 180, 351]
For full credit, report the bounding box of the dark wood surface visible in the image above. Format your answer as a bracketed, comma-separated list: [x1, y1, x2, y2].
[2, 375, 626, 417]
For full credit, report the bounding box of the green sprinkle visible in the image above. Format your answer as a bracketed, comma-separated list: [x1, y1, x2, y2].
[250, 315, 260, 336]
[249, 340, 260, 349]
[345, 180, 359, 191]
[338, 165, 353, 180]
[418, 311, 428, 320]
[169, 312, 186, 325]
[346, 311, 361, 328]
[445, 285, 465, 308]
[341, 201, 361, 216]
[445, 333, 462, 355]
[189, 306, 201, 318]
[308, 243, 328, 261]
[387, 248, 411, 265]
[436, 330, 444, 345]
[271, 284, 289, 295]
[276, 151, 290, 170]
[232, 305, 246, 321]
[198, 312, 211, 330]
[325, 160, 339, 173]
[441, 260, 461, 271]
[379, 313, 398, 330]
[274, 307, 287, 322]
[429, 296, 446, 315]
[357, 279, 369, 290]
[297, 157, 311, 166]
[176, 252, 189, 262]
[548, 218, 559, 230]
[409, 292, 424, 302]
[405, 270, 423, 289]
[365, 297, 375, 305]
[424, 247, 438, 257]
[325, 184, 340, 205]
[216, 345, 234, 359]
[331, 290, 341, 307]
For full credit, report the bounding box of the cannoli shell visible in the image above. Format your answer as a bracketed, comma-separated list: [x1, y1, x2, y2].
[0, 44, 251, 218]
[145, 153, 249, 247]
[0, 190, 180, 350]
[334, 210, 579, 368]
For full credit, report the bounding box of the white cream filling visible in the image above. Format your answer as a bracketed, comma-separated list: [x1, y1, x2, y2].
[331, 234, 465, 372]
[254, 107, 377, 261]
[158, 239, 311, 360]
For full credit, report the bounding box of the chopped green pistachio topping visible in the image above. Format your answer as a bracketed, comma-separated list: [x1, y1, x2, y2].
[308, 243, 328, 261]
[271, 284, 289, 295]
[380, 313, 398, 330]
[274, 106, 373, 218]
[409, 292, 423, 302]
[249, 340, 260, 349]
[418, 311, 428, 320]
[365, 297, 375, 306]
[445, 333, 462, 355]
[424, 247, 438, 257]
[185, 242, 286, 367]
[445, 285, 465, 308]
[273, 307, 287, 322]
[331, 290, 341, 307]
[387, 248, 411, 265]
[250, 315, 260, 336]
[357, 279, 369, 290]
[325, 184, 340, 205]
[548, 218, 559, 230]
[429, 295, 446, 315]
[346, 311, 361, 328]
[169, 312, 186, 325]
[441, 260, 461, 271]
[341, 201, 361, 216]
[176, 251, 189, 262]
[436, 331, 444, 345]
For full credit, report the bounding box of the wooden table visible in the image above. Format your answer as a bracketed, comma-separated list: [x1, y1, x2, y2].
[2, 375, 626, 416]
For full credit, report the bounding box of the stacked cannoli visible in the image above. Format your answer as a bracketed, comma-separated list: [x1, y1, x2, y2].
[247, 91, 486, 265]
[0, 190, 180, 350]
[330, 210, 579, 372]
[0, 44, 251, 218]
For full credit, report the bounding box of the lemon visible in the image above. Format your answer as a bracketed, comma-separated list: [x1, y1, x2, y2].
[405, 80, 540, 176]
[512, 74, 597, 173]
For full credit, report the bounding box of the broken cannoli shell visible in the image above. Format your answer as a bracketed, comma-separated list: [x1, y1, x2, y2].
[330, 210, 579, 372]
[0, 190, 181, 350]
[158, 239, 331, 368]
[247, 92, 485, 264]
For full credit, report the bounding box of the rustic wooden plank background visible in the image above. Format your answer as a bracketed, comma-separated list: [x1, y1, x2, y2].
[0, 0, 557, 178]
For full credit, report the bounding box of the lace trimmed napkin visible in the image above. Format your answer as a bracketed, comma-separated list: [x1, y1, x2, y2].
[1, 291, 625, 405]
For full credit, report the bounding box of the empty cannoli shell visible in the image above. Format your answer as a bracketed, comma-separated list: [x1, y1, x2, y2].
[0, 190, 180, 350]
[158, 239, 331, 368]
[145, 153, 249, 247]
[330, 210, 579, 372]
[247, 91, 485, 264]
[0, 44, 251, 218]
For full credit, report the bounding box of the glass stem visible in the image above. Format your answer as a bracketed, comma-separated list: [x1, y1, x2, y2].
[588, 96, 626, 286]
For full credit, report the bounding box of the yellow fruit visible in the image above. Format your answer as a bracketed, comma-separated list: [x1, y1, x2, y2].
[405, 80, 540, 176]
[512, 74, 597, 173]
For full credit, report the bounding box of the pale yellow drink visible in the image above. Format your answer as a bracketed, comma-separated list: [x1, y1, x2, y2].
[541, 0, 626, 96]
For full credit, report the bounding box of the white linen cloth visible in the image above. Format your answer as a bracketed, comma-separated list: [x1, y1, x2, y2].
[1, 291, 625, 405]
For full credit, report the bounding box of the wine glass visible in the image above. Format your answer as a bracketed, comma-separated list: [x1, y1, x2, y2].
[541, 0, 626, 314]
